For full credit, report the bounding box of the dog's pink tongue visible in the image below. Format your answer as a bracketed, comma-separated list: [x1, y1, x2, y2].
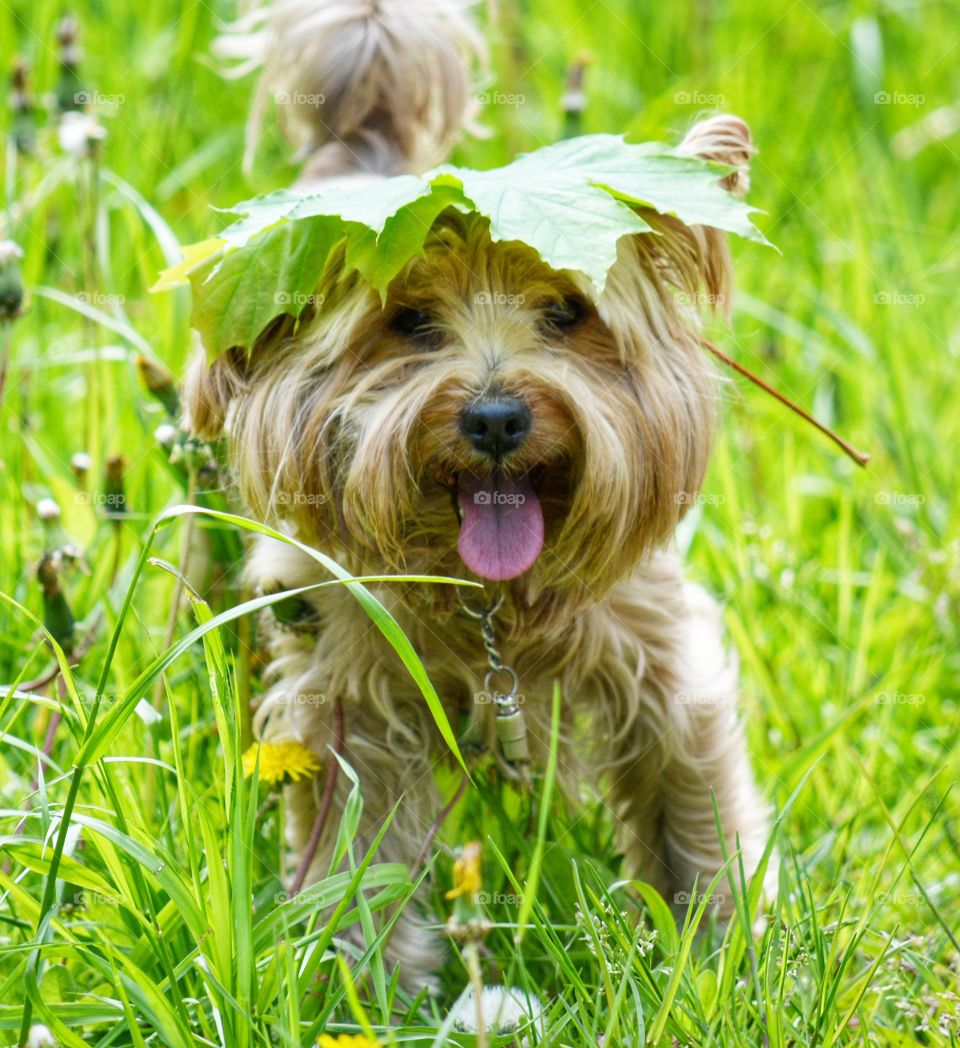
[457, 473, 544, 581]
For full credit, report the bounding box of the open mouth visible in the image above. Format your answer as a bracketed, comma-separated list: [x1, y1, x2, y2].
[452, 470, 545, 581]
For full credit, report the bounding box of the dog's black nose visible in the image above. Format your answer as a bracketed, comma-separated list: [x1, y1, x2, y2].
[460, 396, 532, 459]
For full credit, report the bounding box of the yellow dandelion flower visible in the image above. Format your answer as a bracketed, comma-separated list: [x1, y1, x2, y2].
[446, 840, 483, 900]
[241, 741, 321, 784]
[317, 1035, 380, 1048]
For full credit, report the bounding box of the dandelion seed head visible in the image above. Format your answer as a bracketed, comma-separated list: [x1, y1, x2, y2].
[28, 1025, 57, 1048]
[451, 985, 544, 1036]
[37, 497, 62, 521]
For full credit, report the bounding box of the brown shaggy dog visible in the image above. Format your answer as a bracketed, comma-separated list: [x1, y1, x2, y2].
[184, 0, 773, 985]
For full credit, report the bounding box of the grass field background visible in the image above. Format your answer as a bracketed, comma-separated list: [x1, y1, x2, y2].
[1, 0, 958, 1044]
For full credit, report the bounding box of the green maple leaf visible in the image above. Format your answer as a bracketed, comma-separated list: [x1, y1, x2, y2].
[190, 217, 345, 359]
[156, 134, 770, 360]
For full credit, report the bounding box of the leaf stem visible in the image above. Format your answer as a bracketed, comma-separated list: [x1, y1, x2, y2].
[699, 336, 870, 467]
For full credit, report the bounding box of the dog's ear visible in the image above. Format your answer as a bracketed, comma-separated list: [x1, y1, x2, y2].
[625, 114, 755, 318]
[181, 344, 248, 441]
[676, 113, 754, 196]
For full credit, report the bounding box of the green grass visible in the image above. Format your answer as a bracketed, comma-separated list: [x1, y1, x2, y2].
[2, 0, 959, 1044]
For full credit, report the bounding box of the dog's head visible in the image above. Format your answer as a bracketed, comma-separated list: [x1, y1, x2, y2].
[185, 116, 752, 611]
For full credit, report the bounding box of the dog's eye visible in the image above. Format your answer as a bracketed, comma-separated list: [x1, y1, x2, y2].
[540, 298, 585, 334]
[391, 307, 443, 349]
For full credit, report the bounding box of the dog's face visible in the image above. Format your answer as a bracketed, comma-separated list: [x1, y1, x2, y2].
[185, 119, 750, 610]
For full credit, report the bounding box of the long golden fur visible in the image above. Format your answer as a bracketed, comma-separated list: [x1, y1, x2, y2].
[185, 0, 773, 985]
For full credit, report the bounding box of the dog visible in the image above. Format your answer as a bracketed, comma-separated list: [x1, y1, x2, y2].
[183, 0, 773, 985]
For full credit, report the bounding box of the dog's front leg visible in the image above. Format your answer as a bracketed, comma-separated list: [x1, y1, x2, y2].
[249, 540, 446, 987]
[597, 571, 774, 919]
[281, 707, 446, 988]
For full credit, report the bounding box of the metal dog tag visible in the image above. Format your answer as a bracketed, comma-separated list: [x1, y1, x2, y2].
[495, 702, 530, 764]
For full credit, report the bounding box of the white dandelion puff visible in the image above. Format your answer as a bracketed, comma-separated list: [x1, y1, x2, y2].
[28, 1025, 58, 1048]
[153, 423, 179, 447]
[37, 497, 62, 521]
[58, 111, 107, 158]
[451, 985, 544, 1038]
[0, 240, 24, 265]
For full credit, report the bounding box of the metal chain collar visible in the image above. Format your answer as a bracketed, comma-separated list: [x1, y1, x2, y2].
[459, 590, 530, 766]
